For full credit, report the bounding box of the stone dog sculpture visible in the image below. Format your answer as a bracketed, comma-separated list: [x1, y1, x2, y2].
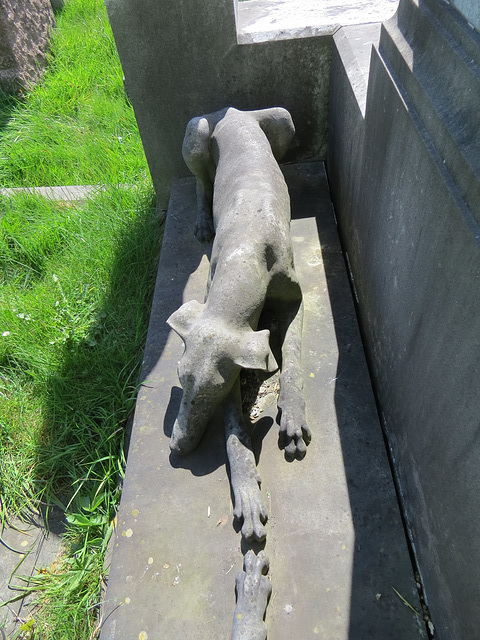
[167, 107, 310, 543]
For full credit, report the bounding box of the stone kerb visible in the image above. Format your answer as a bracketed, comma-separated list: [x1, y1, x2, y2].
[104, 0, 330, 205]
[0, 0, 55, 93]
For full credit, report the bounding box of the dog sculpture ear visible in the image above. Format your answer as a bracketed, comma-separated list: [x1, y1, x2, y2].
[166, 300, 204, 340]
[234, 329, 278, 373]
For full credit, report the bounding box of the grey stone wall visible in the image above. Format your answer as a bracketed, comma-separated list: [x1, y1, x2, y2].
[104, 0, 333, 205]
[0, 0, 55, 93]
[328, 0, 480, 637]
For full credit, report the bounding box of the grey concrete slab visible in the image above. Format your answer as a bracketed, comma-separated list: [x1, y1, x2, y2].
[100, 163, 425, 639]
[0, 508, 65, 635]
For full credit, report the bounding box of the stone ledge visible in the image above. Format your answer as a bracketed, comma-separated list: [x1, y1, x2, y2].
[237, 0, 398, 43]
[0, 184, 137, 201]
[99, 162, 424, 640]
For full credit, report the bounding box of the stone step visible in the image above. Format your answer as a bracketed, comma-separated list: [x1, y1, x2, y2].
[99, 162, 426, 639]
[0, 509, 65, 637]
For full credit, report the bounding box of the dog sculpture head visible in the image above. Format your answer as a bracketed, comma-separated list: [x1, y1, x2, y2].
[167, 300, 278, 454]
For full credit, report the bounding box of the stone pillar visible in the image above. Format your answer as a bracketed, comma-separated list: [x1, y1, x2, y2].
[0, 0, 55, 93]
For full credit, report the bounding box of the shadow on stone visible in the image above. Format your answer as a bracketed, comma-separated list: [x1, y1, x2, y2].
[309, 169, 423, 638]
[251, 416, 274, 465]
[168, 407, 226, 477]
[163, 385, 183, 439]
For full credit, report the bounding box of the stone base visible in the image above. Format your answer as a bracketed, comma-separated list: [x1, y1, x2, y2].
[237, 0, 398, 43]
[100, 163, 425, 639]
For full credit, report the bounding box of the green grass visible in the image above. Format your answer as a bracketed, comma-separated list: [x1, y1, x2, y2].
[0, 1, 162, 638]
[0, 0, 148, 188]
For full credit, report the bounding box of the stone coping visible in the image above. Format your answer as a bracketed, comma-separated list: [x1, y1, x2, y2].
[237, 0, 399, 43]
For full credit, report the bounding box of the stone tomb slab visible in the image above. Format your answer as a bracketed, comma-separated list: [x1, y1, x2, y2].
[100, 163, 425, 639]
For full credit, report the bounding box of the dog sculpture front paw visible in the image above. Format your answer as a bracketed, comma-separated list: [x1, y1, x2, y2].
[278, 393, 311, 461]
[232, 471, 268, 542]
[232, 550, 271, 640]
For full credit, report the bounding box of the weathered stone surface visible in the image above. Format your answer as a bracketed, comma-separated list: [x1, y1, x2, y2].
[328, 1, 480, 637]
[237, 0, 398, 43]
[104, 0, 401, 205]
[380, 0, 480, 224]
[104, 0, 333, 205]
[168, 108, 308, 546]
[99, 164, 425, 639]
[0, 0, 55, 93]
[0, 509, 65, 636]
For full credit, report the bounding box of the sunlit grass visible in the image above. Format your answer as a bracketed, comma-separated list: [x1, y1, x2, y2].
[0, 187, 162, 639]
[0, 0, 148, 188]
[0, 1, 162, 637]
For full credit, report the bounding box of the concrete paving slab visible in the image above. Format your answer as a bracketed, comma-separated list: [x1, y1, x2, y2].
[0, 508, 65, 635]
[99, 163, 426, 639]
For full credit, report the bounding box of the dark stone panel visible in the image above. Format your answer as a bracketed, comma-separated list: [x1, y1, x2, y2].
[380, 0, 480, 224]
